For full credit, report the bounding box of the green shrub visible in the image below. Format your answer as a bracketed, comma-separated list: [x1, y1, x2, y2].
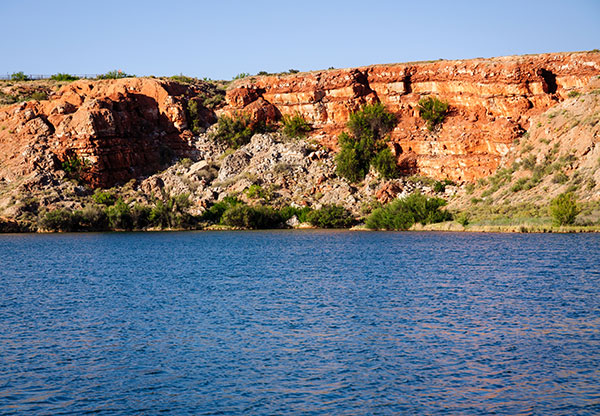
[97, 70, 133, 79]
[455, 212, 470, 226]
[221, 205, 283, 229]
[148, 193, 193, 229]
[187, 100, 202, 134]
[418, 96, 449, 131]
[371, 148, 398, 179]
[92, 190, 117, 206]
[11, 71, 29, 81]
[61, 155, 88, 179]
[106, 199, 133, 230]
[29, 91, 48, 101]
[335, 103, 397, 182]
[211, 113, 269, 149]
[306, 204, 354, 228]
[279, 205, 312, 223]
[233, 73, 250, 80]
[549, 192, 580, 225]
[281, 113, 311, 138]
[131, 204, 152, 229]
[170, 74, 196, 83]
[365, 192, 451, 230]
[433, 179, 456, 193]
[40, 209, 77, 231]
[50, 73, 79, 81]
[201, 196, 243, 223]
[78, 205, 109, 230]
[200, 91, 225, 109]
[552, 171, 569, 184]
[245, 184, 267, 199]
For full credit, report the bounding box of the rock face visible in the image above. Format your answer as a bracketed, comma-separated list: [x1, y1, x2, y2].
[0, 78, 214, 187]
[224, 52, 600, 181]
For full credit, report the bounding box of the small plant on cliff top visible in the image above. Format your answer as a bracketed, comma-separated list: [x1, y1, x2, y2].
[418, 96, 449, 131]
[335, 103, 397, 182]
[281, 113, 311, 138]
[51, 73, 79, 81]
[232, 73, 250, 80]
[97, 70, 134, 80]
[11, 71, 29, 81]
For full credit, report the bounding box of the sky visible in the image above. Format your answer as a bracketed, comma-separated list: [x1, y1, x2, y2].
[1, 0, 599, 80]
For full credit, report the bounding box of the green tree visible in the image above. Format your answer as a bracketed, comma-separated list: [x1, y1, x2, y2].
[418, 96, 449, 131]
[549, 192, 580, 225]
[335, 103, 397, 182]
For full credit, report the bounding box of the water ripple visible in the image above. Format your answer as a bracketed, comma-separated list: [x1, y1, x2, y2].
[0, 231, 599, 414]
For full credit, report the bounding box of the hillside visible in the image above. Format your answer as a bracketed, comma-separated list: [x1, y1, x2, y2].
[0, 52, 599, 232]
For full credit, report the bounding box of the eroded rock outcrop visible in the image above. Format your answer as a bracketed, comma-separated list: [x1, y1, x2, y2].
[0, 77, 215, 188]
[224, 52, 600, 181]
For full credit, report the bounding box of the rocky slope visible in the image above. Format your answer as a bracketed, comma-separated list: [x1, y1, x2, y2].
[0, 77, 218, 188]
[0, 52, 599, 230]
[448, 78, 600, 225]
[224, 52, 600, 181]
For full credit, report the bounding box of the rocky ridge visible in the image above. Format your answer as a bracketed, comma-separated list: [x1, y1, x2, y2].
[224, 52, 600, 181]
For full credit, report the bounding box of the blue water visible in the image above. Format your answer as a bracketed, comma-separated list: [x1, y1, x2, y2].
[1, 231, 599, 415]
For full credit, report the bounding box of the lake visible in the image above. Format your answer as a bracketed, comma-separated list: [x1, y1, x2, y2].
[1, 231, 599, 415]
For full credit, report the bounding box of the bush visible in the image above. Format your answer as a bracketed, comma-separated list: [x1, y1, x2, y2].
[281, 113, 311, 138]
[106, 199, 133, 230]
[233, 73, 250, 80]
[201, 196, 243, 224]
[187, 100, 202, 134]
[418, 96, 449, 131]
[306, 204, 354, 228]
[92, 190, 117, 206]
[365, 192, 451, 230]
[97, 70, 133, 79]
[131, 204, 152, 229]
[170, 74, 196, 84]
[78, 205, 109, 231]
[221, 205, 283, 229]
[279, 205, 312, 223]
[245, 184, 267, 200]
[335, 103, 397, 182]
[50, 73, 79, 81]
[552, 171, 568, 184]
[29, 92, 48, 101]
[211, 114, 255, 149]
[149, 193, 193, 229]
[433, 179, 456, 193]
[371, 148, 398, 179]
[40, 209, 77, 232]
[11, 71, 29, 81]
[61, 155, 88, 179]
[549, 192, 580, 225]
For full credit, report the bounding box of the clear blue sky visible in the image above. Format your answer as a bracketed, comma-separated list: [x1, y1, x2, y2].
[2, 0, 598, 80]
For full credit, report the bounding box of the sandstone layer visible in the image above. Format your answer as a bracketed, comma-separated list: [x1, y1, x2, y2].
[224, 52, 600, 181]
[0, 78, 215, 188]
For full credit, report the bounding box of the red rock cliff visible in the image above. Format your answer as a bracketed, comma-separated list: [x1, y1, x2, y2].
[0, 78, 213, 187]
[224, 52, 600, 181]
